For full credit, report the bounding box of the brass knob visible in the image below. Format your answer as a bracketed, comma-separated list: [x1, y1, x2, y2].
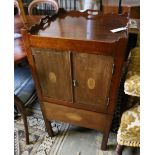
[73, 80, 77, 87]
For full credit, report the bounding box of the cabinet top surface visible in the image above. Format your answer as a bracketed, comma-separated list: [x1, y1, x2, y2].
[30, 10, 129, 42]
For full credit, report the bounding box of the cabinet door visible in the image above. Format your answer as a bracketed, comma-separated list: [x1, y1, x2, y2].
[73, 52, 114, 111]
[32, 48, 73, 102]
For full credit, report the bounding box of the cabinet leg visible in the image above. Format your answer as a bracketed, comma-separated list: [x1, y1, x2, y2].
[40, 103, 54, 137]
[44, 120, 54, 137]
[101, 131, 109, 150]
[101, 119, 112, 150]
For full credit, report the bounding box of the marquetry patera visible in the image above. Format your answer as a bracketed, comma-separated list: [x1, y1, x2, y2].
[22, 9, 128, 150]
[87, 78, 95, 90]
[49, 72, 56, 83]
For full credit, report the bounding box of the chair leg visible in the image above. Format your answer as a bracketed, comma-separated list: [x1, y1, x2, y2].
[14, 95, 30, 144]
[21, 111, 29, 144]
[115, 144, 124, 155]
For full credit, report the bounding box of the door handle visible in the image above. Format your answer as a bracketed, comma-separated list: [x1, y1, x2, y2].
[73, 80, 77, 87]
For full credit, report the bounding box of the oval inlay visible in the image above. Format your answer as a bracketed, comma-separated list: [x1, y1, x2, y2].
[49, 72, 56, 83]
[87, 78, 95, 89]
[66, 113, 82, 121]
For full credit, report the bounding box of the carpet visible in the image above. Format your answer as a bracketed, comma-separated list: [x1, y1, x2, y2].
[14, 116, 69, 155]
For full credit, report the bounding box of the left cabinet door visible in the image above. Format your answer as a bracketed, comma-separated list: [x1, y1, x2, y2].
[32, 48, 73, 102]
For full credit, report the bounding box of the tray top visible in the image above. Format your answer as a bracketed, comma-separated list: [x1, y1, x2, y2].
[29, 9, 129, 42]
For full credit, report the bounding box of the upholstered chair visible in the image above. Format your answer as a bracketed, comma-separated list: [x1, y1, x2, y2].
[115, 34, 140, 155]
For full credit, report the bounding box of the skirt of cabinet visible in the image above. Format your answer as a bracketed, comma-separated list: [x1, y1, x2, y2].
[42, 101, 113, 132]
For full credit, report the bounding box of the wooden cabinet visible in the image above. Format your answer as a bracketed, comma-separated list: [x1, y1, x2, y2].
[32, 49, 114, 113]
[22, 10, 128, 150]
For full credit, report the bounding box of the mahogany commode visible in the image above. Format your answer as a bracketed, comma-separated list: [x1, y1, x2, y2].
[22, 10, 128, 150]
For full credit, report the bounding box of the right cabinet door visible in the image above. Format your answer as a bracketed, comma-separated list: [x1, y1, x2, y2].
[73, 52, 114, 112]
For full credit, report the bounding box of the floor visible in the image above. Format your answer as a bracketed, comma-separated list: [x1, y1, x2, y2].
[24, 101, 140, 155]
[55, 125, 140, 155]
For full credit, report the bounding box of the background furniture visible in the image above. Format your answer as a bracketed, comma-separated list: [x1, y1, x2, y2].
[14, 64, 37, 144]
[17, 0, 28, 27]
[14, 7, 38, 144]
[14, 0, 21, 15]
[111, 19, 140, 133]
[55, 0, 82, 10]
[22, 0, 82, 12]
[28, 0, 59, 15]
[21, 0, 139, 18]
[22, 10, 129, 150]
[115, 33, 140, 155]
[102, 0, 140, 19]
[14, 35, 37, 145]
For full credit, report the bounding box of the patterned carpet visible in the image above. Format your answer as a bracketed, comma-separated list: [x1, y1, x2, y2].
[14, 116, 69, 155]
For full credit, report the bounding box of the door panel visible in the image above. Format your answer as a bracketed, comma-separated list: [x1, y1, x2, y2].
[73, 52, 114, 111]
[32, 48, 72, 102]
